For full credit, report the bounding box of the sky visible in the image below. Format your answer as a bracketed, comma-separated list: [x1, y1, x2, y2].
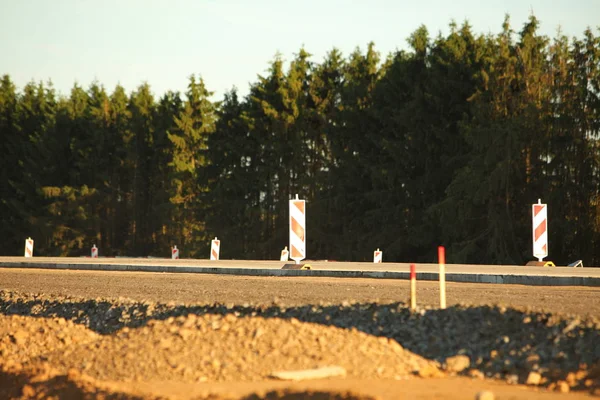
[1, 0, 599, 101]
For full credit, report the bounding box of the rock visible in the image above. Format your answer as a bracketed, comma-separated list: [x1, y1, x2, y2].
[253, 327, 265, 339]
[21, 384, 36, 397]
[526, 371, 542, 385]
[60, 336, 72, 346]
[468, 369, 485, 379]
[557, 381, 570, 393]
[67, 368, 80, 380]
[178, 328, 193, 340]
[525, 354, 540, 369]
[445, 355, 471, 373]
[585, 379, 595, 388]
[416, 364, 445, 378]
[566, 371, 578, 386]
[11, 330, 29, 345]
[475, 390, 495, 400]
[270, 366, 347, 381]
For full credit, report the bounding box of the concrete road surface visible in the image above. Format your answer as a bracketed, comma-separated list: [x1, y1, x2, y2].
[0, 257, 598, 286]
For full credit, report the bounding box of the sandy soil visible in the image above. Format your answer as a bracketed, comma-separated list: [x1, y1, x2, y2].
[1, 268, 599, 315]
[1, 268, 599, 399]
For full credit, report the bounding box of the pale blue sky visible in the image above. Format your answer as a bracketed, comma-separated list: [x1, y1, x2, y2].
[1, 0, 598, 100]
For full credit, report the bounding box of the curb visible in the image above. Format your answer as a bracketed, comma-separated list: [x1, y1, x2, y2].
[1, 261, 599, 287]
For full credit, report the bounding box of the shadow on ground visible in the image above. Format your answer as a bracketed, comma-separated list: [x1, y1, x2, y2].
[1, 290, 599, 388]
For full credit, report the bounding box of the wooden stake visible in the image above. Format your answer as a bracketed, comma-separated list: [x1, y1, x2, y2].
[410, 263, 417, 311]
[270, 366, 346, 381]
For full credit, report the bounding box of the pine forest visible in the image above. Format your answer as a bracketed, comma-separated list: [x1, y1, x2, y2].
[1, 16, 599, 266]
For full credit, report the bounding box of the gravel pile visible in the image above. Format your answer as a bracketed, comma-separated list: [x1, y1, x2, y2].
[1, 289, 599, 394]
[5, 313, 435, 382]
[0, 314, 100, 363]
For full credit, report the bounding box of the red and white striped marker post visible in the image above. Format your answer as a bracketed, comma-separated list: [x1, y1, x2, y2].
[91, 244, 98, 258]
[289, 194, 306, 264]
[373, 248, 382, 263]
[172, 245, 179, 259]
[410, 263, 417, 311]
[532, 199, 548, 262]
[280, 246, 289, 261]
[24, 237, 34, 257]
[438, 246, 446, 309]
[210, 237, 220, 261]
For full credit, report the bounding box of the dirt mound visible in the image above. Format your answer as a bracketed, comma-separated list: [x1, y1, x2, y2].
[0, 314, 100, 363]
[3, 289, 600, 387]
[2, 313, 438, 383]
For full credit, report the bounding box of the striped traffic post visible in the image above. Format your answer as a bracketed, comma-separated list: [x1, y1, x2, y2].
[289, 194, 306, 264]
[24, 237, 34, 257]
[373, 248, 382, 263]
[532, 199, 548, 262]
[210, 237, 220, 260]
[280, 246, 289, 261]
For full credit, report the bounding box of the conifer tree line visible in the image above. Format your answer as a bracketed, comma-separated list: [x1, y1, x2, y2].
[1, 16, 599, 265]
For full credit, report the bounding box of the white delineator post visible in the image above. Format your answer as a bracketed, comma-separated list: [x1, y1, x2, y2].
[211, 237, 220, 260]
[532, 199, 548, 262]
[373, 248, 382, 263]
[24, 237, 34, 257]
[289, 194, 306, 264]
[410, 263, 417, 311]
[438, 246, 446, 309]
[172, 245, 179, 259]
[280, 246, 289, 261]
[91, 244, 98, 258]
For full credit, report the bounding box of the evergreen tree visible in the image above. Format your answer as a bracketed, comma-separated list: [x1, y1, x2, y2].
[151, 90, 183, 254]
[204, 88, 256, 257]
[243, 55, 295, 258]
[1, 14, 598, 264]
[439, 16, 551, 264]
[328, 43, 382, 261]
[0, 75, 22, 254]
[168, 75, 217, 256]
[108, 84, 133, 255]
[16, 81, 58, 255]
[128, 83, 156, 255]
[305, 49, 346, 259]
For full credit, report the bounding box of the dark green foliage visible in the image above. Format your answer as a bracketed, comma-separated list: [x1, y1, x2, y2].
[0, 75, 23, 255]
[1, 16, 599, 266]
[167, 75, 217, 257]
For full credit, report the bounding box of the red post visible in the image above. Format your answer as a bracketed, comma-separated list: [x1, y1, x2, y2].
[438, 246, 445, 264]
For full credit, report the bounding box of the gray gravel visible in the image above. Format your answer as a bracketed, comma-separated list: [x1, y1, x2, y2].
[1, 289, 599, 390]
